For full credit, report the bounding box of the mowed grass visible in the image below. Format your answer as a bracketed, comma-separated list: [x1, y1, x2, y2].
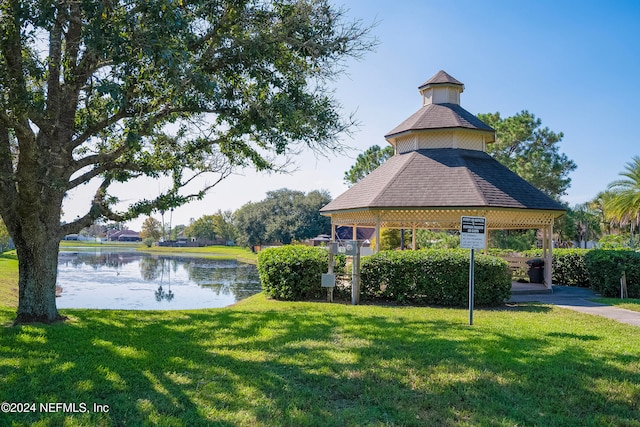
[59, 241, 259, 263]
[1, 252, 639, 425]
[0, 252, 18, 307]
[593, 297, 640, 313]
[138, 245, 258, 263]
[0, 293, 639, 426]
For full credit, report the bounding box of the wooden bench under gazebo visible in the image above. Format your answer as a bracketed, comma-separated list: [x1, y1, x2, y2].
[320, 70, 566, 289]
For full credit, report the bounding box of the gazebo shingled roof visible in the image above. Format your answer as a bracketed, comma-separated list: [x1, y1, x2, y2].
[419, 70, 464, 88]
[321, 70, 566, 288]
[385, 103, 495, 139]
[321, 148, 565, 213]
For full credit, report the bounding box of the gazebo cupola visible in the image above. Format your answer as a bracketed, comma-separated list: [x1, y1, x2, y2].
[419, 69, 464, 105]
[385, 70, 495, 154]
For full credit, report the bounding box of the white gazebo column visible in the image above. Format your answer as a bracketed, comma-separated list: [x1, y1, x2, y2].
[545, 222, 553, 289]
[412, 224, 417, 250]
[484, 228, 489, 255]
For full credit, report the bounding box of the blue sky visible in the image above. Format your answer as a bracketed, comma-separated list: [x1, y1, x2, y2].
[63, 0, 640, 229]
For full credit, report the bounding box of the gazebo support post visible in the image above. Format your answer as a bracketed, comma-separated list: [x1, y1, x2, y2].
[544, 223, 553, 289]
[412, 225, 417, 250]
[375, 219, 381, 254]
[327, 223, 336, 302]
[484, 229, 489, 255]
[351, 243, 361, 305]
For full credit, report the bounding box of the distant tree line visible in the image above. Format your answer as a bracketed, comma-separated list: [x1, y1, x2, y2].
[132, 189, 332, 248]
[235, 189, 332, 247]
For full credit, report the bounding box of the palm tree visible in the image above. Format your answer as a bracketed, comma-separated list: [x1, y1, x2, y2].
[589, 190, 616, 235]
[606, 157, 640, 244]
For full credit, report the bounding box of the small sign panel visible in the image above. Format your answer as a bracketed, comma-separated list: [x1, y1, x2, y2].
[460, 216, 486, 249]
[322, 273, 336, 288]
[343, 240, 358, 256]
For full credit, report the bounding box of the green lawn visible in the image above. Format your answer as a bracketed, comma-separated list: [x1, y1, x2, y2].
[139, 245, 257, 263]
[0, 252, 18, 307]
[1, 253, 640, 425]
[60, 241, 258, 263]
[593, 297, 640, 313]
[1, 293, 639, 426]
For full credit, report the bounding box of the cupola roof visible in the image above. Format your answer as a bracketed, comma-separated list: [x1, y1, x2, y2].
[385, 70, 495, 144]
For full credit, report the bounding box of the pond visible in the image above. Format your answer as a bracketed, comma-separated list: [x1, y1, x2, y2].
[56, 248, 261, 310]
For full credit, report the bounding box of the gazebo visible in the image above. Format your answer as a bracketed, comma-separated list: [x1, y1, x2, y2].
[320, 70, 566, 288]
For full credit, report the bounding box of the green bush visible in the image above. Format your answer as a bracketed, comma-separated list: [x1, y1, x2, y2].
[585, 249, 640, 297]
[522, 249, 590, 287]
[360, 249, 511, 307]
[257, 245, 345, 301]
[142, 237, 154, 248]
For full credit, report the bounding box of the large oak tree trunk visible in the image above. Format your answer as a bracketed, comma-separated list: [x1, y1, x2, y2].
[13, 227, 65, 325]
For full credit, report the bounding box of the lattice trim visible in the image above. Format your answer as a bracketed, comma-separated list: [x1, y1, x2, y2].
[324, 207, 560, 230]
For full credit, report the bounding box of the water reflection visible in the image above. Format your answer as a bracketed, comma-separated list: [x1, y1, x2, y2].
[56, 249, 261, 310]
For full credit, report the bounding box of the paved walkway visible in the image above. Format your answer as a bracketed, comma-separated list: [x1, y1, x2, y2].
[509, 285, 640, 327]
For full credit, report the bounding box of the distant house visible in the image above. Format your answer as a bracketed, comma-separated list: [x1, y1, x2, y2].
[157, 230, 227, 247]
[62, 234, 95, 242]
[108, 230, 142, 242]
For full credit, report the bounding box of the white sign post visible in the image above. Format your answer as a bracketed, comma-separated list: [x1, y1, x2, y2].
[460, 216, 486, 326]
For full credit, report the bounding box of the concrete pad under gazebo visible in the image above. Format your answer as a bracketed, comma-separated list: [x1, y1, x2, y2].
[321, 70, 566, 289]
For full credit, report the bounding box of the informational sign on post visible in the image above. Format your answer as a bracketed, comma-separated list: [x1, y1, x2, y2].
[460, 216, 486, 326]
[460, 216, 486, 249]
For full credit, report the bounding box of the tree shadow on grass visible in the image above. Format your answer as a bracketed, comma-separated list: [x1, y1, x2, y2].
[0, 305, 639, 426]
[483, 302, 553, 313]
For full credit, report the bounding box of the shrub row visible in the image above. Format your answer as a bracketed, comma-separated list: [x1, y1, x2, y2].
[258, 246, 511, 306]
[257, 245, 345, 301]
[519, 248, 640, 296]
[360, 249, 511, 306]
[522, 249, 590, 287]
[584, 250, 640, 297]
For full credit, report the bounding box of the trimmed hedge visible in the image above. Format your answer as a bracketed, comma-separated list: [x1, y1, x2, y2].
[584, 249, 640, 297]
[257, 245, 345, 301]
[360, 249, 511, 306]
[523, 249, 590, 287]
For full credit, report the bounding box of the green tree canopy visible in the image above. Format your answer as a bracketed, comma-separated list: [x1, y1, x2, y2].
[0, 0, 374, 324]
[186, 215, 217, 241]
[170, 224, 186, 241]
[343, 144, 395, 186]
[234, 201, 269, 248]
[478, 111, 577, 199]
[185, 210, 236, 242]
[212, 210, 237, 243]
[235, 189, 332, 246]
[140, 216, 162, 241]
